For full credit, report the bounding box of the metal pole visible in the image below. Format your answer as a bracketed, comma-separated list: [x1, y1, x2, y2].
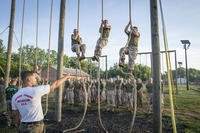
[184, 45, 189, 90]
[174, 51, 178, 94]
[150, 0, 162, 132]
[55, 0, 66, 122]
[5, 0, 16, 88]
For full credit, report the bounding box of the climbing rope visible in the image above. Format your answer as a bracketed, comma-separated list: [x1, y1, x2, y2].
[44, 0, 54, 117]
[97, 60, 108, 133]
[63, 59, 88, 133]
[101, 0, 104, 21]
[77, 0, 80, 30]
[129, 81, 137, 133]
[19, 0, 26, 87]
[159, 0, 177, 132]
[129, 0, 132, 24]
[35, 0, 39, 67]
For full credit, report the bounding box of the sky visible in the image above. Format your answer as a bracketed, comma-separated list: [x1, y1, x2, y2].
[0, 0, 200, 71]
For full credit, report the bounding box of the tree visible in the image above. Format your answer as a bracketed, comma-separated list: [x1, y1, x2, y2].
[0, 39, 6, 77]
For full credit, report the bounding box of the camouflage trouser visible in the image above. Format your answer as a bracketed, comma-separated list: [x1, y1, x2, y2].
[107, 90, 116, 107]
[94, 38, 108, 58]
[91, 88, 97, 103]
[125, 92, 133, 109]
[87, 88, 91, 104]
[62, 87, 68, 102]
[67, 89, 74, 104]
[147, 93, 153, 112]
[19, 122, 44, 133]
[137, 89, 143, 107]
[79, 89, 84, 105]
[100, 90, 106, 102]
[119, 47, 129, 66]
[119, 45, 138, 71]
[71, 44, 86, 56]
[6, 100, 12, 126]
[115, 89, 122, 107]
[74, 89, 79, 103]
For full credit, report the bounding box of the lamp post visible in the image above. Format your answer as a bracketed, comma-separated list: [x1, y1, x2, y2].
[180, 40, 190, 90]
[178, 62, 182, 85]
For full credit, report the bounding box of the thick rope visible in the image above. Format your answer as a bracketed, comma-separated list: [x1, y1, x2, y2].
[77, 0, 80, 30]
[19, 0, 26, 88]
[159, 0, 177, 132]
[44, 0, 54, 117]
[97, 61, 108, 133]
[35, 0, 39, 67]
[63, 59, 88, 132]
[129, 0, 132, 24]
[102, 0, 104, 21]
[129, 84, 137, 133]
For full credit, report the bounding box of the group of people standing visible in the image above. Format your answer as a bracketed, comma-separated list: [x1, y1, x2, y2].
[62, 75, 156, 113]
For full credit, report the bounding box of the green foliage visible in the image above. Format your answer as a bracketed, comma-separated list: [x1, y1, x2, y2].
[106, 63, 151, 80]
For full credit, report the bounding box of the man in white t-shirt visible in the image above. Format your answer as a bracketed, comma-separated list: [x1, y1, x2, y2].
[12, 71, 70, 133]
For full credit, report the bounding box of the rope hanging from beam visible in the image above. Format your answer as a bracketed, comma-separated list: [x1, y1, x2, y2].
[44, 0, 54, 117]
[18, 0, 26, 87]
[35, 0, 39, 67]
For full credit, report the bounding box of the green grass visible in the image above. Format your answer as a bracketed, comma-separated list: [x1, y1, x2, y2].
[163, 85, 200, 132]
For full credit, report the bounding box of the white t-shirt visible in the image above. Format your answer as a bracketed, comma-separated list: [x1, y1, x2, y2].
[12, 85, 50, 122]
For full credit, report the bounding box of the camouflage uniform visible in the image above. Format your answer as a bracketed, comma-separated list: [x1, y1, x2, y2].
[136, 79, 143, 108]
[63, 80, 70, 102]
[0, 81, 10, 126]
[85, 80, 91, 104]
[119, 24, 140, 71]
[91, 81, 97, 103]
[71, 31, 86, 58]
[106, 79, 116, 108]
[5, 84, 19, 126]
[146, 79, 153, 112]
[19, 121, 44, 133]
[67, 80, 74, 104]
[124, 80, 136, 109]
[100, 80, 106, 102]
[73, 80, 81, 104]
[115, 78, 122, 107]
[93, 20, 111, 61]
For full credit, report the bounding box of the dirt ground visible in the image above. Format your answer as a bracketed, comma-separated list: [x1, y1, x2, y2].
[45, 107, 185, 133]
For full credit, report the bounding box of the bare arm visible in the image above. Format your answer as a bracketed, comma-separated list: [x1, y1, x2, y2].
[99, 22, 103, 33]
[124, 23, 130, 35]
[50, 75, 70, 92]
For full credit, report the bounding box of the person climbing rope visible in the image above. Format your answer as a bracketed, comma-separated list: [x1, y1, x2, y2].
[71, 29, 86, 61]
[119, 21, 140, 71]
[92, 20, 111, 62]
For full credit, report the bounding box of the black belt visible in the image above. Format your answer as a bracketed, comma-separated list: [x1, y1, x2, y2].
[21, 120, 43, 125]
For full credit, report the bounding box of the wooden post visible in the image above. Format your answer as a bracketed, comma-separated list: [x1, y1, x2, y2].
[150, 0, 162, 133]
[55, 0, 66, 122]
[5, 0, 16, 88]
